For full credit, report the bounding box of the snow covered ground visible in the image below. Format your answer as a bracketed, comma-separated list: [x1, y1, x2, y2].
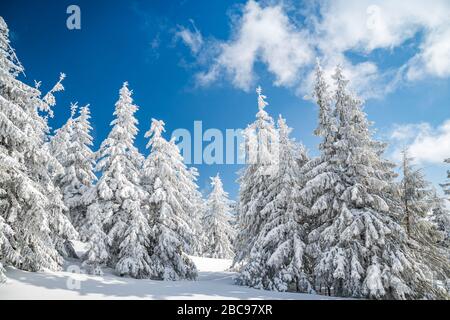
[0, 257, 339, 300]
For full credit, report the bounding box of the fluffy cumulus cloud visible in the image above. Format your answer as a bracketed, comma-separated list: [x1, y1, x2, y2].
[177, 0, 450, 98]
[389, 120, 450, 164]
[318, 0, 450, 82]
[196, 0, 314, 90]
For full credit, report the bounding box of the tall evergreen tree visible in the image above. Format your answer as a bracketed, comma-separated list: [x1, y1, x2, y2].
[65, 104, 96, 232]
[399, 150, 450, 281]
[400, 150, 434, 238]
[0, 16, 76, 273]
[301, 63, 445, 299]
[142, 119, 197, 280]
[83, 82, 150, 278]
[238, 116, 313, 292]
[300, 60, 337, 280]
[48, 102, 77, 186]
[49, 102, 95, 233]
[234, 86, 279, 268]
[203, 174, 235, 259]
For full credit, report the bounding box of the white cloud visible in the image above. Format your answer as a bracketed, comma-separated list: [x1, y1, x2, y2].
[197, 0, 314, 90]
[389, 120, 450, 164]
[177, 0, 450, 97]
[316, 0, 448, 52]
[406, 26, 450, 80]
[316, 0, 450, 84]
[175, 19, 204, 55]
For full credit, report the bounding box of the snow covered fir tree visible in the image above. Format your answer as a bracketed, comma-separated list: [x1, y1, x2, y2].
[298, 63, 448, 299]
[0, 13, 449, 300]
[430, 189, 450, 248]
[443, 158, 450, 199]
[399, 149, 444, 243]
[399, 150, 450, 285]
[233, 86, 279, 269]
[233, 62, 449, 299]
[141, 119, 197, 280]
[49, 103, 96, 233]
[82, 82, 150, 278]
[0, 16, 77, 280]
[202, 174, 235, 259]
[237, 115, 313, 293]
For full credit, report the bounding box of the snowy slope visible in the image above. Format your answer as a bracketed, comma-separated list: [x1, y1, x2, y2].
[0, 243, 339, 300]
[0, 259, 339, 300]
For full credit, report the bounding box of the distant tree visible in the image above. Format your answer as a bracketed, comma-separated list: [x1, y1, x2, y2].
[442, 158, 450, 199]
[399, 150, 437, 238]
[203, 174, 235, 259]
[429, 189, 450, 247]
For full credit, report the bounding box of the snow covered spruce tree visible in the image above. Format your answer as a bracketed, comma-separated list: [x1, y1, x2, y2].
[400, 149, 437, 239]
[83, 82, 151, 278]
[48, 102, 77, 181]
[49, 104, 96, 231]
[301, 63, 445, 299]
[202, 174, 235, 259]
[437, 158, 450, 246]
[399, 150, 450, 281]
[298, 60, 337, 285]
[0, 16, 77, 273]
[50, 104, 96, 232]
[81, 201, 109, 276]
[186, 167, 206, 256]
[69, 104, 96, 230]
[141, 119, 197, 280]
[234, 86, 279, 269]
[238, 116, 313, 292]
[430, 190, 450, 248]
[443, 158, 450, 198]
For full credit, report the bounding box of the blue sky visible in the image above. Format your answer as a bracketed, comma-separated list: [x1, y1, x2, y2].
[1, 0, 449, 198]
